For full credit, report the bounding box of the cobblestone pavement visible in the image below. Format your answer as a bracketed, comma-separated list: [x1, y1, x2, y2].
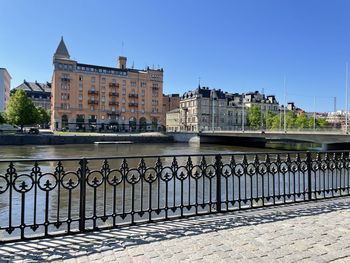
[1, 197, 350, 262]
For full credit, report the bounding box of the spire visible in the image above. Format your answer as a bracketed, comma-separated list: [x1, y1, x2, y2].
[54, 36, 70, 59]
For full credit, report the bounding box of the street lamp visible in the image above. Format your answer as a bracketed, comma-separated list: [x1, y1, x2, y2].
[241, 93, 245, 132]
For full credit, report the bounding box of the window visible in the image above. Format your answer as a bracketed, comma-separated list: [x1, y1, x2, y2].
[101, 115, 105, 120]
[102, 96, 105, 102]
[122, 80, 126, 86]
[112, 106, 116, 112]
[131, 81, 136, 87]
[142, 100, 145, 105]
[79, 95, 83, 101]
[79, 83, 83, 91]
[101, 77, 106, 84]
[79, 75, 83, 81]
[131, 89, 135, 94]
[131, 108, 135, 113]
[121, 107, 126, 112]
[141, 90, 145, 96]
[91, 106, 94, 111]
[101, 87, 106, 93]
[122, 88, 126, 95]
[141, 82, 147, 88]
[91, 76, 95, 83]
[152, 83, 158, 88]
[141, 108, 145, 113]
[91, 85, 95, 91]
[112, 79, 116, 84]
[91, 96, 95, 101]
[79, 104, 83, 109]
[121, 98, 126, 103]
[101, 105, 105, 110]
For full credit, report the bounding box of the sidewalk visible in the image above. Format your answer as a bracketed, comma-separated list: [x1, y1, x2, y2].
[1, 197, 350, 262]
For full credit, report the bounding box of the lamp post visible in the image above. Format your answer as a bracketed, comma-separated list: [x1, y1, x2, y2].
[242, 93, 245, 132]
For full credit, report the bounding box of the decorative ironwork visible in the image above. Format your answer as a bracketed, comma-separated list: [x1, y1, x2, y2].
[0, 151, 349, 243]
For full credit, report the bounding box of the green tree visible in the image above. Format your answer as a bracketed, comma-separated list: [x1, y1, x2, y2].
[286, 111, 296, 129]
[271, 114, 282, 130]
[0, 112, 6, 124]
[295, 113, 309, 129]
[5, 89, 39, 130]
[317, 118, 330, 129]
[247, 105, 261, 129]
[37, 107, 50, 126]
[265, 110, 276, 130]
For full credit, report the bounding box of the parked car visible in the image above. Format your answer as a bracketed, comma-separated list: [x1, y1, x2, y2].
[28, 127, 39, 135]
[0, 124, 20, 133]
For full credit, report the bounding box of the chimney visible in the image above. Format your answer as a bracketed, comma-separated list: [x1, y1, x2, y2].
[117, 56, 127, 69]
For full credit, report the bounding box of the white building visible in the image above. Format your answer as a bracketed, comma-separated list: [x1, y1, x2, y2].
[0, 68, 11, 112]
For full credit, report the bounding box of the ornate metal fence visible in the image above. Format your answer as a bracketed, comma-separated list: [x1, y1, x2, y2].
[0, 151, 349, 243]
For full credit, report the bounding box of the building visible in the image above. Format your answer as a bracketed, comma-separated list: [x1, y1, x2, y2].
[179, 87, 228, 132]
[165, 108, 180, 132]
[0, 68, 11, 112]
[243, 91, 279, 113]
[13, 80, 51, 110]
[51, 37, 164, 132]
[162, 94, 180, 127]
[166, 86, 282, 132]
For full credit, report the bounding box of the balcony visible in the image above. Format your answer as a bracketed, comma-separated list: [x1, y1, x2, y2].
[88, 100, 98, 105]
[128, 94, 138, 98]
[152, 86, 159, 90]
[109, 83, 119, 88]
[109, 92, 119, 97]
[61, 78, 70, 82]
[128, 102, 139, 107]
[109, 101, 119, 106]
[88, 90, 99, 95]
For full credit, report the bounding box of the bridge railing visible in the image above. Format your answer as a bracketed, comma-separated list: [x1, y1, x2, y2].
[0, 151, 349, 242]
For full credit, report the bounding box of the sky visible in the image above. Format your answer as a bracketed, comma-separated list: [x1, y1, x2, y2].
[0, 0, 350, 112]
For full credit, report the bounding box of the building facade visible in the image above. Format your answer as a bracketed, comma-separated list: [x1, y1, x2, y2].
[162, 94, 180, 127]
[165, 108, 180, 132]
[51, 37, 164, 132]
[13, 80, 51, 110]
[166, 87, 281, 132]
[0, 68, 11, 112]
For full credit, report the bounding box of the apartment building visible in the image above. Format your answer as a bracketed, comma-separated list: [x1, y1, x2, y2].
[13, 80, 51, 110]
[0, 68, 11, 112]
[167, 87, 281, 132]
[51, 37, 163, 131]
[161, 93, 180, 126]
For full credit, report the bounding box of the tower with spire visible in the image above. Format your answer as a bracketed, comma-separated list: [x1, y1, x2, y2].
[53, 37, 71, 60]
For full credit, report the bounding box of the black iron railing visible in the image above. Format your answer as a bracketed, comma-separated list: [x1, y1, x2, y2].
[0, 151, 349, 243]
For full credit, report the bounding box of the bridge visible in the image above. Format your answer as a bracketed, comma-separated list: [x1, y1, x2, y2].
[172, 131, 350, 150]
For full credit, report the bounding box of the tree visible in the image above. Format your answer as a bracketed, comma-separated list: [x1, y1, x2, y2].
[247, 105, 261, 129]
[317, 118, 330, 129]
[0, 112, 6, 124]
[5, 89, 39, 130]
[37, 107, 50, 127]
[265, 110, 276, 130]
[286, 111, 296, 129]
[295, 113, 309, 129]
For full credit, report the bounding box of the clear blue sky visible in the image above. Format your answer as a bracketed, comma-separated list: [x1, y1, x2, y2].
[0, 0, 349, 112]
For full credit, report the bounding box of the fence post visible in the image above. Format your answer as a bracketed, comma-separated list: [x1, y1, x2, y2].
[306, 152, 312, 201]
[215, 154, 222, 212]
[79, 158, 87, 232]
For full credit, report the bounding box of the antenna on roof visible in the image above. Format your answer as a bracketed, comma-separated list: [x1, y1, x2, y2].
[132, 61, 134, 69]
[198, 76, 201, 88]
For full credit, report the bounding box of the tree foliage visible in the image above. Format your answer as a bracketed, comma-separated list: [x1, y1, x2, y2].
[246, 106, 330, 130]
[5, 89, 39, 129]
[0, 112, 6, 124]
[247, 105, 261, 129]
[37, 107, 50, 125]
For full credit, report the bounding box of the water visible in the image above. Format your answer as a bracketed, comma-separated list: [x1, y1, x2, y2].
[0, 142, 321, 240]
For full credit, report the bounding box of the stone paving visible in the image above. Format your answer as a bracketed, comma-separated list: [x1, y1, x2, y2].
[1, 197, 350, 262]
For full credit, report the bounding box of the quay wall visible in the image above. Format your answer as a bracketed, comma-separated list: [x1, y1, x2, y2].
[0, 134, 174, 145]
